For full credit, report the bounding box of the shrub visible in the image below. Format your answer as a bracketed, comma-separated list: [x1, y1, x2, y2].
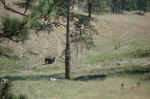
[0, 78, 28, 99]
[1, 17, 29, 42]
[0, 46, 19, 60]
[29, 0, 56, 32]
[134, 47, 150, 58]
[0, 46, 13, 57]
[18, 94, 28, 99]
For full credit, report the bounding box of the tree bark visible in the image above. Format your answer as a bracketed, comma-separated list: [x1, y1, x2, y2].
[65, 0, 71, 80]
[24, 0, 31, 14]
[88, 0, 92, 19]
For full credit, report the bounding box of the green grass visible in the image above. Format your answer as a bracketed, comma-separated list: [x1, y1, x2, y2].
[82, 50, 128, 64]
[33, 64, 63, 73]
[82, 45, 150, 64]
[7, 73, 150, 99]
[89, 65, 150, 76]
[86, 52, 115, 63]
[0, 59, 150, 99]
[0, 57, 29, 70]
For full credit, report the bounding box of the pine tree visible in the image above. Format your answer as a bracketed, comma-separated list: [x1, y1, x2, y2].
[65, 0, 71, 80]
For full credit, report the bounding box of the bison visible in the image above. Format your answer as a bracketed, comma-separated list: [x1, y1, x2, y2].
[45, 56, 55, 64]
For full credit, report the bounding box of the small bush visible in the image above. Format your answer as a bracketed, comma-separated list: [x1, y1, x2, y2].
[134, 48, 150, 58]
[0, 79, 28, 99]
[1, 17, 29, 42]
[0, 46, 19, 60]
[18, 94, 28, 99]
[141, 73, 150, 81]
[0, 79, 16, 99]
[0, 46, 13, 57]
[29, 0, 56, 32]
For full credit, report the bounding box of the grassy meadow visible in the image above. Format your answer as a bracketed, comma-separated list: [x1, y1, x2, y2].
[0, 1, 150, 98]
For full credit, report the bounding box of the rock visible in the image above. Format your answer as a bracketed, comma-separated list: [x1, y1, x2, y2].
[49, 77, 56, 81]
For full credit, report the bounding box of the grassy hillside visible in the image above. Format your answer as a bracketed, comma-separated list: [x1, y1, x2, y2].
[0, 0, 150, 99]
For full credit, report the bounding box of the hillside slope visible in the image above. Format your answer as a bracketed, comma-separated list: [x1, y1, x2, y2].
[0, 0, 150, 71]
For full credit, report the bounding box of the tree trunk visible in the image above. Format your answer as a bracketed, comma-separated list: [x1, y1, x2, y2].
[72, 0, 75, 9]
[65, 0, 71, 80]
[88, 0, 92, 19]
[24, 0, 31, 14]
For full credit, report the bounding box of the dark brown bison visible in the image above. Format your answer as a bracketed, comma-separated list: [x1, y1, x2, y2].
[45, 56, 55, 64]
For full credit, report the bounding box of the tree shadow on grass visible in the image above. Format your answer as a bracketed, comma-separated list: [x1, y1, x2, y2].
[73, 66, 150, 81]
[73, 74, 107, 81]
[2, 66, 150, 81]
[3, 73, 64, 81]
[109, 66, 150, 76]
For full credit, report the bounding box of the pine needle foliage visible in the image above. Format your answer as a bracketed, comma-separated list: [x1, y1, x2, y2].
[28, 0, 56, 31]
[1, 17, 28, 42]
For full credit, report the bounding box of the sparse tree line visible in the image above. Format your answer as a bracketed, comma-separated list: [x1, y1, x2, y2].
[71, 0, 150, 15]
[22, 0, 150, 16]
[0, 0, 148, 44]
[1, 0, 149, 17]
